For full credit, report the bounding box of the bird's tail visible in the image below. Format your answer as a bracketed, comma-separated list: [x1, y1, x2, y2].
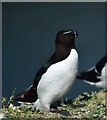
[12, 85, 37, 103]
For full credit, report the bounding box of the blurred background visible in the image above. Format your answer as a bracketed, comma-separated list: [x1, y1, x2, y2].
[2, 2, 105, 100]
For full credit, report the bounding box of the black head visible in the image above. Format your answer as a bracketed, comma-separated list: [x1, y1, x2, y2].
[55, 29, 78, 48]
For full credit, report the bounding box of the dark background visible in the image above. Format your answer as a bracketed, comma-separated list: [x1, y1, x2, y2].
[2, 2, 105, 100]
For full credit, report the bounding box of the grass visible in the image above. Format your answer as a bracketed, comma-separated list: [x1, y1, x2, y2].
[0, 89, 107, 119]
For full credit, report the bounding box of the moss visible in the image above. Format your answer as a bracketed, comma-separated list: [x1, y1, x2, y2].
[0, 89, 107, 119]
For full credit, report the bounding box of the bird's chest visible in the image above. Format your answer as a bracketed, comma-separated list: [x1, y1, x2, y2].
[47, 61, 78, 80]
[38, 49, 78, 92]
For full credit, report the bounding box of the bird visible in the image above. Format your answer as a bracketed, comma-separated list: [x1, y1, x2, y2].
[13, 29, 78, 111]
[77, 55, 107, 89]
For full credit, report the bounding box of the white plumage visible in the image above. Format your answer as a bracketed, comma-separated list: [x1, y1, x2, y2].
[33, 49, 78, 111]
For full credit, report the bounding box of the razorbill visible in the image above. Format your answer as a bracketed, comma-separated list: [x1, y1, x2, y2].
[77, 55, 107, 89]
[13, 29, 78, 110]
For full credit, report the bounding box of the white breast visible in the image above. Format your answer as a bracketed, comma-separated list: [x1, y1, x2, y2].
[37, 49, 78, 104]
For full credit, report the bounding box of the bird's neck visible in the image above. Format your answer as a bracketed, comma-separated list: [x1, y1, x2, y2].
[65, 49, 78, 66]
[48, 45, 77, 65]
[55, 45, 75, 58]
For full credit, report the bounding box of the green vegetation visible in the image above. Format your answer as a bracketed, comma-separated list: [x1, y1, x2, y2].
[0, 89, 107, 119]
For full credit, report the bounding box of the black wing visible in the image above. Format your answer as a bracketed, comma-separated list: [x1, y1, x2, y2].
[77, 68, 101, 83]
